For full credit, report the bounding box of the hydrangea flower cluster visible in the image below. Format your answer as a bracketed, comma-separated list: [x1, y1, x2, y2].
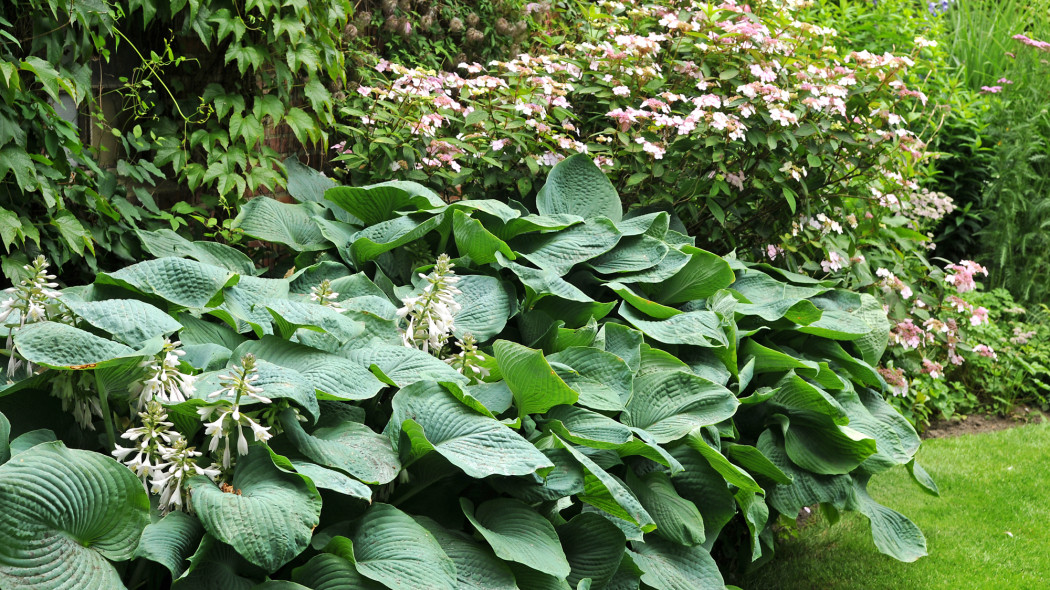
[132, 338, 196, 410]
[113, 400, 219, 514]
[197, 354, 273, 471]
[944, 260, 988, 294]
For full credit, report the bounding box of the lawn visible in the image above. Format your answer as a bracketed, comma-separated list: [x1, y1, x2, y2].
[743, 421, 1050, 589]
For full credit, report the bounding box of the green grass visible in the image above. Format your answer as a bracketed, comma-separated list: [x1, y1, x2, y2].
[743, 422, 1050, 589]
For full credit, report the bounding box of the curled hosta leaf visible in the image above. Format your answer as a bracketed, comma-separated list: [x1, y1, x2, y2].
[415, 515, 518, 590]
[630, 535, 724, 590]
[187, 446, 321, 572]
[462, 497, 571, 578]
[0, 441, 150, 590]
[536, 153, 622, 221]
[97, 257, 240, 309]
[623, 370, 738, 444]
[134, 511, 206, 578]
[292, 553, 385, 590]
[62, 298, 182, 347]
[282, 408, 401, 485]
[13, 321, 137, 369]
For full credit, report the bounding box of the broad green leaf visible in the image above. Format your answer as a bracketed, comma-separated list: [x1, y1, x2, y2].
[282, 408, 400, 485]
[262, 299, 363, 342]
[558, 438, 656, 532]
[448, 199, 522, 222]
[453, 209, 516, 264]
[388, 381, 551, 477]
[0, 410, 8, 463]
[587, 235, 669, 274]
[619, 304, 727, 348]
[233, 197, 330, 252]
[508, 564, 572, 590]
[623, 370, 738, 444]
[668, 445, 737, 542]
[236, 337, 384, 400]
[336, 503, 457, 590]
[136, 229, 256, 274]
[494, 340, 578, 417]
[462, 497, 571, 577]
[62, 298, 181, 347]
[851, 475, 927, 562]
[684, 432, 761, 494]
[758, 429, 852, 516]
[9, 429, 57, 456]
[134, 511, 205, 578]
[547, 346, 633, 411]
[544, 405, 633, 448]
[489, 447, 585, 503]
[292, 553, 384, 590]
[14, 321, 137, 368]
[558, 512, 627, 588]
[796, 310, 872, 340]
[498, 256, 595, 304]
[51, 211, 93, 256]
[347, 213, 446, 264]
[599, 323, 643, 372]
[630, 535, 724, 590]
[187, 446, 321, 572]
[494, 213, 584, 240]
[618, 247, 691, 284]
[638, 246, 734, 304]
[98, 257, 239, 309]
[516, 218, 622, 275]
[452, 275, 516, 341]
[776, 413, 877, 476]
[344, 345, 467, 387]
[723, 443, 792, 485]
[605, 282, 681, 320]
[326, 182, 440, 226]
[730, 270, 828, 321]
[769, 374, 848, 424]
[907, 459, 939, 497]
[0, 441, 150, 590]
[172, 534, 265, 590]
[735, 490, 769, 562]
[178, 313, 248, 350]
[536, 153, 622, 221]
[290, 460, 373, 502]
[629, 470, 706, 546]
[811, 292, 889, 363]
[415, 516, 518, 590]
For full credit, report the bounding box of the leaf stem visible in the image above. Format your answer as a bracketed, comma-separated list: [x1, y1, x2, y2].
[94, 370, 117, 451]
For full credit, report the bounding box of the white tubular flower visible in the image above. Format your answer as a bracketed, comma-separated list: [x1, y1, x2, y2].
[133, 339, 196, 410]
[309, 279, 343, 310]
[199, 354, 273, 471]
[396, 254, 463, 355]
[52, 371, 103, 430]
[446, 333, 490, 383]
[3, 256, 64, 379]
[151, 438, 219, 514]
[113, 400, 181, 488]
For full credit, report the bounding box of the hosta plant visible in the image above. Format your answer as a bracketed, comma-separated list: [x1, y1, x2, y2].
[0, 156, 934, 589]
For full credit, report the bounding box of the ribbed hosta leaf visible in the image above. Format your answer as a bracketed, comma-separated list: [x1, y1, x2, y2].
[325, 182, 439, 226]
[136, 228, 256, 274]
[415, 516, 518, 590]
[195, 359, 320, 422]
[462, 497, 571, 578]
[187, 446, 321, 572]
[558, 512, 627, 588]
[0, 410, 9, 464]
[290, 460, 372, 502]
[451, 275, 517, 342]
[759, 429, 852, 516]
[13, 321, 136, 368]
[333, 503, 457, 590]
[97, 257, 239, 308]
[453, 209, 516, 265]
[494, 340, 578, 417]
[547, 346, 633, 412]
[630, 536, 724, 590]
[134, 511, 205, 577]
[62, 298, 182, 346]
[623, 370, 738, 444]
[172, 534, 265, 590]
[282, 408, 400, 485]
[628, 470, 706, 547]
[618, 304, 727, 348]
[557, 439, 655, 533]
[516, 218, 622, 275]
[496, 253, 595, 304]
[729, 270, 828, 321]
[544, 405, 632, 449]
[638, 246, 734, 305]
[0, 441, 150, 590]
[852, 475, 927, 562]
[233, 197, 330, 252]
[347, 213, 446, 264]
[536, 153, 622, 221]
[344, 345, 468, 387]
[237, 337, 384, 401]
[263, 299, 364, 343]
[604, 282, 681, 320]
[587, 235, 669, 274]
[292, 553, 385, 590]
[388, 381, 552, 477]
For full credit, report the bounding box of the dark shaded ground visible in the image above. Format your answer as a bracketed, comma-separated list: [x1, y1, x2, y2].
[922, 407, 1046, 439]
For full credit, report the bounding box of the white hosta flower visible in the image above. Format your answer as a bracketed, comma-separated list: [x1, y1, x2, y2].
[151, 438, 220, 514]
[209, 354, 271, 405]
[197, 404, 272, 470]
[51, 371, 103, 430]
[397, 254, 462, 355]
[309, 279, 343, 310]
[3, 256, 64, 379]
[113, 401, 180, 487]
[446, 333, 490, 383]
[133, 339, 196, 410]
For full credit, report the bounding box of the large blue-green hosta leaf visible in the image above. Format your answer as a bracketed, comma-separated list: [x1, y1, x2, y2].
[631, 535, 724, 590]
[0, 441, 150, 590]
[415, 516, 518, 590]
[494, 340, 578, 417]
[623, 370, 738, 444]
[328, 503, 457, 590]
[292, 553, 385, 589]
[536, 153, 622, 221]
[282, 408, 400, 485]
[850, 475, 927, 562]
[451, 274, 517, 342]
[97, 257, 240, 309]
[233, 197, 331, 252]
[187, 446, 322, 572]
[462, 497, 571, 578]
[136, 228, 257, 274]
[134, 511, 205, 578]
[236, 337, 385, 401]
[13, 321, 138, 368]
[515, 218, 622, 275]
[636, 246, 734, 305]
[62, 298, 182, 347]
[388, 381, 552, 477]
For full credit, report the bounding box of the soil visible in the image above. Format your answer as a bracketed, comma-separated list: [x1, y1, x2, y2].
[922, 407, 1047, 439]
